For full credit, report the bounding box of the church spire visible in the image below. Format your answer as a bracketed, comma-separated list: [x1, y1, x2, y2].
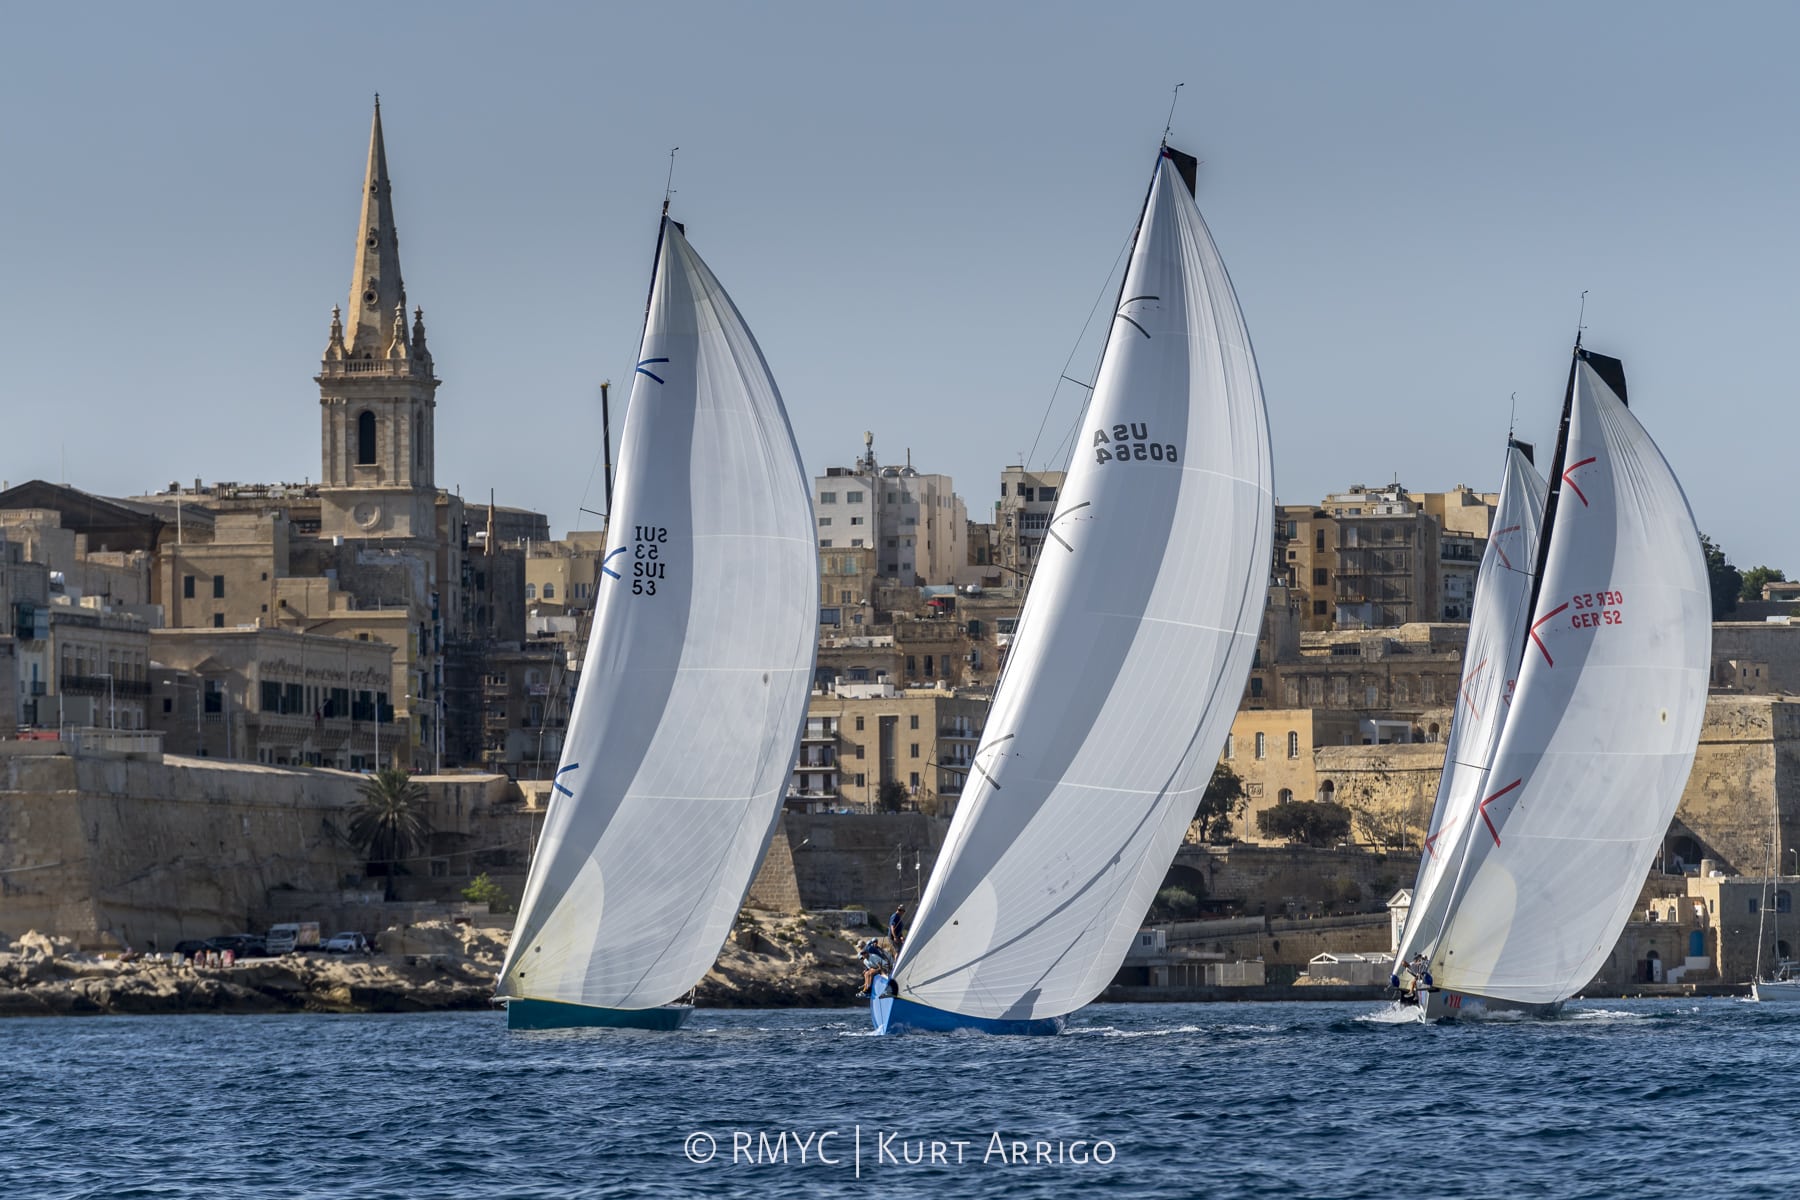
[344, 95, 407, 357]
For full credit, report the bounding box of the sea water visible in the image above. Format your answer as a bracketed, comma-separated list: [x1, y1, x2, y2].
[2, 998, 1795, 1199]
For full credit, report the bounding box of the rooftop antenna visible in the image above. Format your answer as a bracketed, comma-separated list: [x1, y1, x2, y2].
[1575, 289, 1588, 349]
[662, 147, 679, 217]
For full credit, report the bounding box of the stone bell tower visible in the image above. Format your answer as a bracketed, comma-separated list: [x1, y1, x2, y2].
[316, 97, 441, 542]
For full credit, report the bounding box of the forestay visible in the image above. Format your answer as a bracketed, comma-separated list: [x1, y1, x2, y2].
[1394, 444, 1547, 970]
[497, 219, 817, 1011]
[893, 151, 1274, 1021]
[1430, 357, 1709, 1004]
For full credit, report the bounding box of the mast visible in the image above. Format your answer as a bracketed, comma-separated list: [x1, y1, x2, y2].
[600, 381, 615, 511]
[1521, 344, 1583, 642]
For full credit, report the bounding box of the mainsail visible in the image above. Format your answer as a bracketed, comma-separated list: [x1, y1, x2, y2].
[889, 147, 1273, 1023]
[1427, 351, 1710, 1004]
[496, 218, 818, 1012]
[1393, 442, 1547, 969]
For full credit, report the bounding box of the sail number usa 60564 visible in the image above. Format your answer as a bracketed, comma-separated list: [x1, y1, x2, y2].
[1093, 422, 1177, 465]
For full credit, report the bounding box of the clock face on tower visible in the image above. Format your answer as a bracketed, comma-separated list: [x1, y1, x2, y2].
[352, 502, 383, 530]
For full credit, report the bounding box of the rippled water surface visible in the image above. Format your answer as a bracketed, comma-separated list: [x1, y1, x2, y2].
[3, 999, 1796, 1198]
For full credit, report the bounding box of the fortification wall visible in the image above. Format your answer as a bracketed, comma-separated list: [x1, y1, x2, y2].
[0, 752, 367, 949]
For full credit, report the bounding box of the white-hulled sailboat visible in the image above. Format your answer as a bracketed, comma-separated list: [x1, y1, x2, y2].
[496, 213, 818, 1030]
[872, 143, 1273, 1035]
[1389, 439, 1547, 1005]
[1398, 346, 1710, 1020]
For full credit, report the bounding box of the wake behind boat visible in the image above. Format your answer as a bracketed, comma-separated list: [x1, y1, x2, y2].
[873, 142, 1273, 1035]
[494, 214, 818, 1031]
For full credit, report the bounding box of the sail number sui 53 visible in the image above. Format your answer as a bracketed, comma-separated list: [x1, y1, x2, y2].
[1569, 589, 1624, 627]
[633, 526, 668, 595]
[1093, 422, 1176, 465]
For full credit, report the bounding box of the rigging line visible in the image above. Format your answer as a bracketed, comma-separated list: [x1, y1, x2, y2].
[663, 146, 679, 214]
[1022, 221, 1137, 471]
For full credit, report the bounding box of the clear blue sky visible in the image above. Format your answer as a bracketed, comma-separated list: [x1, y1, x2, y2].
[3, 2, 1794, 571]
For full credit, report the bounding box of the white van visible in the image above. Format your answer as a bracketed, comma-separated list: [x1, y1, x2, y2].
[266, 922, 321, 954]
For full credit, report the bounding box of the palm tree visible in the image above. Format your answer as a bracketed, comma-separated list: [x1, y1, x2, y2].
[350, 767, 432, 899]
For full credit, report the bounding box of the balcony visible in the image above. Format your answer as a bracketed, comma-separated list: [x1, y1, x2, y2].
[939, 726, 982, 739]
[61, 674, 152, 698]
[794, 753, 837, 769]
[800, 727, 837, 743]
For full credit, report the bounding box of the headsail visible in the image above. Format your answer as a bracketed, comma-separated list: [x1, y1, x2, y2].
[1394, 443, 1547, 970]
[496, 219, 818, 1010]
[891, 149, 1274, 1022]
[1428, 352, 1710, 1004]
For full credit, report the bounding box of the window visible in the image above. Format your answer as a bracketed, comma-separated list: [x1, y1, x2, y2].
[1224, 734, 1235, 759]
[1316, 530, 1326, 551]
[818, 517, 832, 527]
[1279, 788, 1293, 804]
[526, 583, 536, 599]
[850, 516, 864, 525]
[542, 583, 555, 599]
[967, 620, 982, 638]
[906, 656, 917, 674]
[183, 576, 195, 599]
[357, 410, 377, 465]
[820, 540, 833, 548]
[1254, 732, 1266, 759]
[909, 714, 919, 730]
[1288, 731, 1300, 758]
[847, 491, 863, 503]
[1312, 568, 1329, 585]
[1021, 488, 1036, 502]
[910, 743, 920, 758]
[212, 575, 225, 598]
[855, 716, 865, 731]
[855, 773, 866, 787]
[851, 538, 864, 548]
[855, 744, 865, 759]
[820, 491, 837, 503]
[163, 698, 172, 714]
[819, 608, 841, 624]
[910, 772, 920, 789]
[1039, 486, 1057, 501]
[1250, 677, 1264, 698]
[1313, 600, 1328, 615]
[840, 590, 852, 603]
[212, 613, 225, 628]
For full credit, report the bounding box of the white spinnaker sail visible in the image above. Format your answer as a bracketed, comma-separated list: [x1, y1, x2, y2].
[1430, 357, 1709, 1004]
[892, 151, 1273, 1021]
[1394, 445, 1547, 969]
[496, 220, 817, 1010]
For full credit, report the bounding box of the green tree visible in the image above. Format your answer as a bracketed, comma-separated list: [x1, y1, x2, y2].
[1740, 565, 1787, 603]
[1256, 801, 1352, 846]
[350, 767, 432, 899]
[1699, 533, 1741, 619]
[461, 872, 511, 912]
[1194, 761, 1248, 843]
[876, 779, 909, 813]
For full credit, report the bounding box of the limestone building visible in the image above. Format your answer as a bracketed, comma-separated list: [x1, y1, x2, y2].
[795, 681, 988, 815]
[814, 434, 969, 585]
[996, 465, 1066, 581]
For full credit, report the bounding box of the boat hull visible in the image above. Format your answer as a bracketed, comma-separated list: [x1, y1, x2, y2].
[1421, 988, 1563, 1021]
[505, 997, 694, 1031]
[1752, 978, 1800, 1004]
[869, 976, 1066, 1036]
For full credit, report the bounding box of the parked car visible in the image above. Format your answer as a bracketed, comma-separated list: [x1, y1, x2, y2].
[206, 934, 270, 959]
[172, 939, 211, 957]
[322, 932, 370, 954]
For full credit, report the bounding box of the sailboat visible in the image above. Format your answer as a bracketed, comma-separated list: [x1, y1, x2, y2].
[871, 142, 1274, 1035]
[1751, 825, 1800, 1003]
[1390, 439, 1548, 1000]
[1397, 346, 1710, 1020]
[495, 213, 819, 1030]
